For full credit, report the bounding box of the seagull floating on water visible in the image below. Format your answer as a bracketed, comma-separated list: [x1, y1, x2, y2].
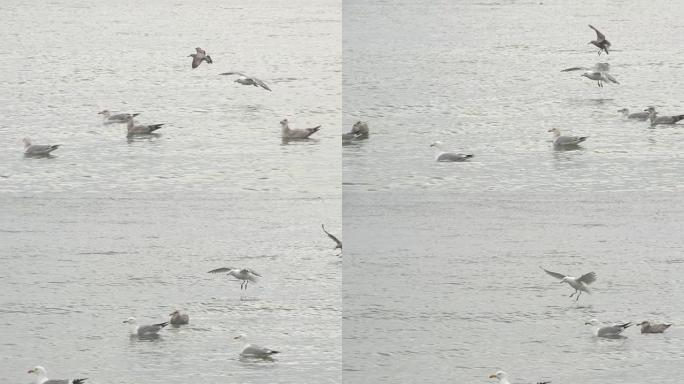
[219, 72, 271, 91]
[561, 63, 618, 87]
[124, 116, 163, 135]
[280, 119, 320, 139]
[27, 366, 86, 384]
[588, 24, 611, 55]
[23, 137, 60, 156]
[618, 108, 651, 121]
[488, 370, 550, 384]
[208, 267, 262, 290]
[123, 317, 169, 337]
[429, 141, 473, 162]
[540, 267, 596, 301]
[644, 107, 684, 127]
[98, 110, 139, 124]
[188, 47, 213, 69]
[547, 128, 587, 148]
[169, 310, 189, 325]
[234, 334, 280, 358]
[585, 319, 632, 338]
[343, 121, 370, 143]
[637, 320, 672, 333]
[322, 224, 342, 250]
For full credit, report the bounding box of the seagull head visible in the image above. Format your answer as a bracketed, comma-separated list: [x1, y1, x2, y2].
[169, 310, 180, 316]
[233, 333, 247, 341]
[643, 106, 656, 112]
[559, 276, 570, 284]
[636, 321, 648, 326]
[97, 110, 109, 115]
[27, 366, 47, 375]
[585, 318, 600, 326]
[617, 108, 627, 113]
[279, 119, 289, 127]
[429, 141, 444, 148]
[547, 128, 560, 135]
[123, 317, 136, 324]
[489, 370, 507, 380]
[22, 137, 32, 148]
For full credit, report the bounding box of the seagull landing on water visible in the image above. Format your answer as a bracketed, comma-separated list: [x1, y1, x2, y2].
[585, 319, 632, 338]
[429, 141, 473, 162]
[488, 370, 551, 384]
[322, 224, 342, 250]
[547, 128, 587, 148]
[219, 72, 271, 91]
[23, 138, 60, 157]
[280, 119, 320, 139]
[123, 317, 169, 337]
[208, 267, 262, 290]
[618, 108, 652, 121]
[234, 333, 280, 358]
[561, 63, 618, 87]
[188, 47, 213, 69]
[540, 267, 596, 301]
[637, 320, 672, 334]
[644, 106, 684, 127]
[588, 24, 611, 55]
[27, 366, 87, 384]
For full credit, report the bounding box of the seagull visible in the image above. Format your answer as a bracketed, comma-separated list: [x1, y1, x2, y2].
[188, 47, 213, 69]
[488, 370, 550, 384]
[637, 320, 672, 334]
[280, 119, 320, 139]
[23, 137, 60, 156]
[588, 24, 611, 55]
[547, 128, 587, 148]
[351, 121, 369, 138]
[98, 110, 139, 124]
[540, 267, 596, 301]
[617, 108, 651, 121]
[208, 267, 262, 290]
[123, 317, 169, 337]
[644, 107, 684, 127]
[169, 310, 189, 325]
[27, 366, 87, 384]
[561, 63, 618, 87]
[219, 72, 271, 91]
[322, 224, 342, 249]
[234, 334, 280, 358]
[429, 141, 473, 162]
[124, 116, 163, 135]
[585, 319, 632, 338]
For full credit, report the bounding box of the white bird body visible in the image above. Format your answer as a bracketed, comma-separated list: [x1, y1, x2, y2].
[234, 334, 279, 358]
[123, 317, 168, 337]
[23, 137, 60, 156]
[585, 319, 632, 338]
[547, 128, 587, 147]
[541, 267, 596, 301]
[208, 267, 262, 290]
[617, 108, 650, 121]
[27, 366, 87, 384]
[280, 119, 320, 139]
[429, 141, 473, 162]
[219, 71, 271, 91]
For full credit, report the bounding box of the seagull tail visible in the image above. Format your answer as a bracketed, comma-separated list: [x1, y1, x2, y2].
[672, 115, 684, 123]
[268, 350, 280, 355]
[72, 379, 88, 384]
[464, 154, 474, 159]
[577, 137, 588, 143]
[149, 124, 164, 132]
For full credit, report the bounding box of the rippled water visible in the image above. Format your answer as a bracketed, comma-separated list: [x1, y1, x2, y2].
[0, 1, 340, 383]
[343, 1, 684, 383]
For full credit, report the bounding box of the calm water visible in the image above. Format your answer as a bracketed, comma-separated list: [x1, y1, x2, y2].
[343, 1, 684, 383]
[0, 1, 340, 383]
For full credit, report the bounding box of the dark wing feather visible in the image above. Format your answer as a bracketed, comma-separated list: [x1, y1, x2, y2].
[578, 272, 597, 285]
[322, 224, 343, 248]
[540, 267, 566, 280]
[208, 267, 236, 274]
[588, 25, 605, 41]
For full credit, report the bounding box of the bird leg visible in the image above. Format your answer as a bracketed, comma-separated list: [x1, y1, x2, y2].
[575, 291, 582, 301]
[245, 280, 249, 290]
[240, 281, 245, 290]
[597, 49, 602, 56]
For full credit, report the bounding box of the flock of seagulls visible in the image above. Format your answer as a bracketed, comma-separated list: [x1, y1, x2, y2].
[487, 25, 679, 383]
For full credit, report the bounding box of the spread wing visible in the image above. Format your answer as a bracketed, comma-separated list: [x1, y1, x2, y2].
[253, 77, 271, 91]
[577, 272, 597, 285]
[322, 224, 342, 248]
[208, 267, 237, 274]
[192, 55, 202, 68]
[561, 66, 589, 72]
[540, 267, 566, 280]
[245, 268, 262, 277]
[588, 25, 605, 41]
[195, 47, 206, 55]
[219, 71, 246, 77]
[603, 73, 619, 84]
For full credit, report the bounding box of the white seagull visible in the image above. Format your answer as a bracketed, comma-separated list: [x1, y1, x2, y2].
[585, 319, 632, 338]
[98, 110, 139, 124]
[23, 137, 60, 156]
[123, 317, 169, 337]
[540, 267, 596, 301]
[27, 366, 87, 384]
[547, 128, 587, 148]
[617, 108, 651, 121]
[208, 267, 262, 290]
[561, 63, 618, 87]
[644, 107, 684, 127]
[124, 116, 163, 135]
[219, 72, 271, 91]
[488, 370, 550, 384]
[234, 333, 280, 358]
[280, 119, 320, 139]
[429, 141, 473, 162]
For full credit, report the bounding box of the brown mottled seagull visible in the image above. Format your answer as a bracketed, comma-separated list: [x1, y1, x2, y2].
[188, 47, 213, 69]
[588, 24, 611, 55]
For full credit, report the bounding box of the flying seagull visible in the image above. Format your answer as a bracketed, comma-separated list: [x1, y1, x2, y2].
[561, 63, 618, 87]
[123, 317, 169, 337]
[169, 310, 189, 325]
[637, 321, 672, 334]
[540, 267, 596, 301]
[429, 141, 473, 162]
[322, 224, 342, 249]
[124, 116, 163, 135]
[234, 334, 280, 358]
[98, 110, 139, 124]
[644, 107, 684, 127]
[219, 72, 271, 91]
[23, 137, 60, 156]
[208, 267, 262, 290]
[27, 366, 86, 384]
[280, 119, 320, 139]
[488, 370, 551, 384]
[188, 47, 213, 69]
[585, 319, 632, 338]
[617, 108, 651, 121]
[588, 24, 611, 55]
[547, 128, 587, 148]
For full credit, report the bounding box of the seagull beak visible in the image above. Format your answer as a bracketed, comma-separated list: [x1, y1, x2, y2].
[488, 374, 497, 378]
[27, 369, 33, 373]
[584, 322, 591, 325]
